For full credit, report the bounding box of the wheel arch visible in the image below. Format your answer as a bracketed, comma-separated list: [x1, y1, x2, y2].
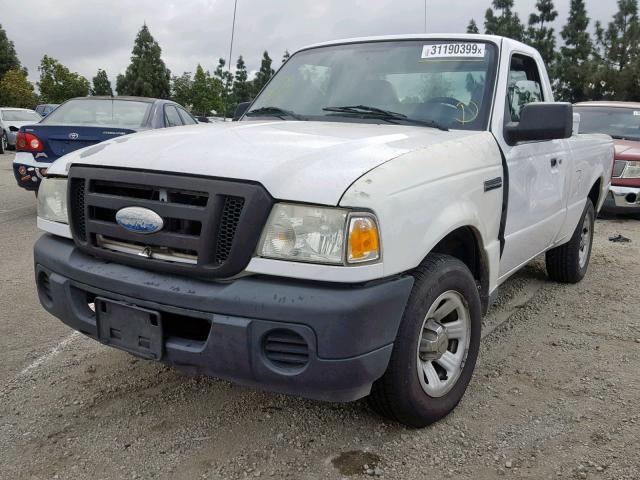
[425, 225, 490, 314]
[588, 176, 604, 211]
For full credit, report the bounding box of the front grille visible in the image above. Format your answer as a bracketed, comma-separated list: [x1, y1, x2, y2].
[70, 179, 86, 242]
[263, 329, 310, 370]
[215, 196, 245, 264]
[612, 160, 627, 178]
[68, 166, 273, 278]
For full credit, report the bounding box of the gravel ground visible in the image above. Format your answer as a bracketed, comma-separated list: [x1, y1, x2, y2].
[1, 150, 639, 479]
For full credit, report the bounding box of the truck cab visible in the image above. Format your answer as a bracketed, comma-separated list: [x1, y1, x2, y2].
[34, 35, 613, 427]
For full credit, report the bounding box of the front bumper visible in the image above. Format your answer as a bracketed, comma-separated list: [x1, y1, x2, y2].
[34, 235, 414, 402]
[602, 185, 640, 213]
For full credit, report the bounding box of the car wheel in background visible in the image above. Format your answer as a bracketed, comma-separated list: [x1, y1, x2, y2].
[546, 199, 595, 283]
[368, 253, 481, 428]
[0, 132, 7, 154]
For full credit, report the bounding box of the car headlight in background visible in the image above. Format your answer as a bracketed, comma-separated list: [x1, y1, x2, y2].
[37, 178, 69, 224]
[622, 161, 640, 178]
[258, 203, 380, 265]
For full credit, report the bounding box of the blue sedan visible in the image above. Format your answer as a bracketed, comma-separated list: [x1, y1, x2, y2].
[13, 96, 198, 192]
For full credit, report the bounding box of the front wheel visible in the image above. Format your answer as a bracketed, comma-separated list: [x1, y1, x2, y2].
[0, 132, 7, 154]
[546, 200, 595, 283]
[368, 253, 481, 427]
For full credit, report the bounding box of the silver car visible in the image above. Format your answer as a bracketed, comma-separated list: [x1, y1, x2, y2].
[0, 108, 42, 153]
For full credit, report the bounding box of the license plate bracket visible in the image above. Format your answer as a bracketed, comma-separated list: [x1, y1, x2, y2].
[95, 298, 163, 360]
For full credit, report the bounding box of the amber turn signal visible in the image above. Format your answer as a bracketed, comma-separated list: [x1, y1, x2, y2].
[347, 216, 380, 263]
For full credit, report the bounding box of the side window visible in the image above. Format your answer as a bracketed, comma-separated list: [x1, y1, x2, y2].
[164, 105, 183, 127]
[177, 107, 198, 125]
[506, 55, 544, 122]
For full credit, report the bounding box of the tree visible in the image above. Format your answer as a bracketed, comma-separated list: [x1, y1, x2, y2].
[282, 50, 291, 64]
[555, 0, 594, 102]
[171, 72, 193, 109]
[593, 0, 640, 100]
[252, 51, 275, 96]
[191, 64, 224, 116]
[0, 70, 38, 108]
[116, 24, 171, 98]
[231, 56, 251, 112]
[91, 69, 113, 96]
[38, 55, 90, 103]
[214, 58, 234, 117]
[484, 0, 525, 41]
[0, 24, 24, 78]
[467, 19, 480, 34]
[526, 0, 559, 66]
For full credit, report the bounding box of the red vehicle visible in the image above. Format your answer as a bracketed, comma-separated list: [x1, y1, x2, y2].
[574, 102, 640, 214]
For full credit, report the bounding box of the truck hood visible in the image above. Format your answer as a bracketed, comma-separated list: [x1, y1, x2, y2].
[614, 139, 640, 160]
[48, 120, 481, 205]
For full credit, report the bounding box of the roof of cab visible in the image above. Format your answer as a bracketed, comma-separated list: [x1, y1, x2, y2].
[299, 33, 532, 54]
[575, 101, 640, 109]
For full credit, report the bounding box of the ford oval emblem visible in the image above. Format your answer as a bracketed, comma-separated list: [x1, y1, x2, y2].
[115, 207, 164, 234]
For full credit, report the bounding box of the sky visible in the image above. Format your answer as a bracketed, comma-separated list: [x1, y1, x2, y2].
[2, 0, 619, 87]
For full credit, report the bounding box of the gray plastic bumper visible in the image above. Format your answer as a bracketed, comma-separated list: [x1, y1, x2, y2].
[34, 234, 414, 402]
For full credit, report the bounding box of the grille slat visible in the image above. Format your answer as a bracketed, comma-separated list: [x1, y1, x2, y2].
[86, 193, 206, 221]
[68, 166, 273, 278]
[87, 219, 201, 251]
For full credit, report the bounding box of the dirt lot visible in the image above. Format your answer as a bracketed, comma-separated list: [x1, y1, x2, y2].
[1, 150, 639, 480]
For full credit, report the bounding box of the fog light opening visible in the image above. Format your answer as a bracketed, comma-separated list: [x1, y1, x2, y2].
[625, 193, 638, 204]
[37, 271, 53, 306]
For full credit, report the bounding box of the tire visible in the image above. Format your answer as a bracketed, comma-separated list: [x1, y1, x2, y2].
[546, 200, 595, 284]
[368, 253, 481, 428]
[0, 132, 6, 154]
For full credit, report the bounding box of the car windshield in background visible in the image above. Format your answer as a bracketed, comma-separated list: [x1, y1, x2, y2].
[2, 110, 41, 122]
[42, 99, 152, 128]
[246, 40, 498, 130]
[576, 107, 640, 141]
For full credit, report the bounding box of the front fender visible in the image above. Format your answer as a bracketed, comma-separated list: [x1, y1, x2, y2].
[340, 131, 504, 292]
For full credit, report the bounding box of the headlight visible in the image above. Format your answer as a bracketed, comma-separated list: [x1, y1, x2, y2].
[258, 203, 380, 265]
[622, 161, 640, 178]
[37, 178, 68, 224]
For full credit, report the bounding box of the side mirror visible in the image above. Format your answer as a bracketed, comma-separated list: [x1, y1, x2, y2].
[195, 116, 210, 123]
[505, 103, 573, 146]
[233, 102, 251, 121]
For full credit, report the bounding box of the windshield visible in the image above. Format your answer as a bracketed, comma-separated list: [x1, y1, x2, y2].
[246, 40, 498, 130]
[42, 99, 152, 128]
[575, 107, 640, 141]
[2, 110, 41, 122]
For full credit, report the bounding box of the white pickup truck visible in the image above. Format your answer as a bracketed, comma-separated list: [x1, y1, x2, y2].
[35, 34, 613, 427]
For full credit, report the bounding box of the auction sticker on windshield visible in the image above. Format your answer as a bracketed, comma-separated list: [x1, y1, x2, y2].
[422, 43, 486, 59]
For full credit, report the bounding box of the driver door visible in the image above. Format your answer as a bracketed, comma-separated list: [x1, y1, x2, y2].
[498, 54, 570, 278]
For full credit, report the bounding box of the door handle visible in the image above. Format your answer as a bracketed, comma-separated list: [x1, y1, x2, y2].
[550, 158, 558, 168]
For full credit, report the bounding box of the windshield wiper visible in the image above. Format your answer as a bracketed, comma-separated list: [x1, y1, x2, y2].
[245, 106, 305, 120]
[322, 105, 448, 131]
